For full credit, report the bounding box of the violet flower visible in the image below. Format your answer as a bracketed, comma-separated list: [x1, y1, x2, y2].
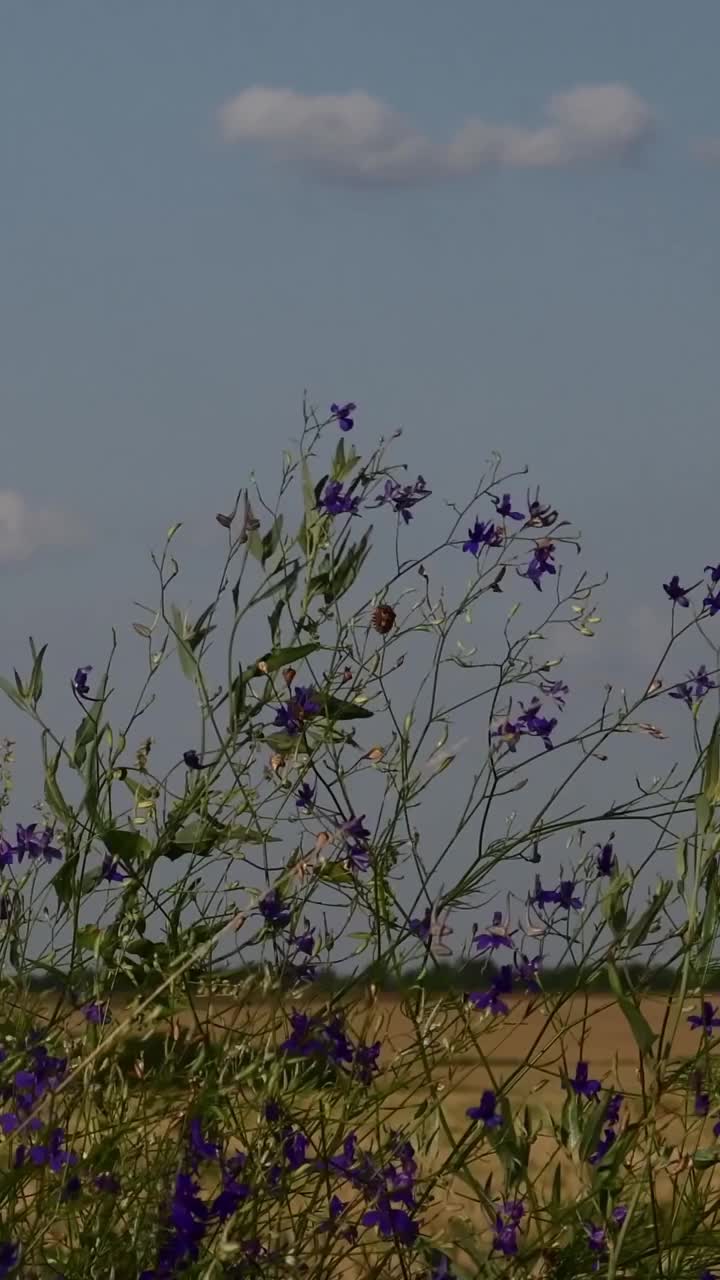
[663, 575, 691, 606]
[330, 401, 356, 432]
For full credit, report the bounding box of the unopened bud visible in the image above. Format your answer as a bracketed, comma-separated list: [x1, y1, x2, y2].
[367, 746, 384, 762]
[257, 660, 269, 675]
[283, 666, 297, 687]
[270, 754, 285, 773]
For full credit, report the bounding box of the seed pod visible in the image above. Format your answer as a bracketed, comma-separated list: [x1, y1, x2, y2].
[371, 604, 396, 635]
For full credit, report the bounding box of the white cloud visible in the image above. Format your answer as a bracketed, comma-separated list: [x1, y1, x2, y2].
[0, 491, 86, 563]
[693, 137, 720, 165]
[218, 84, 657, 185]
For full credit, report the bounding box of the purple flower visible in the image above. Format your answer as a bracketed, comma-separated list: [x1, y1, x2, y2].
[340, 814, 370, 843]
[540, 679, 569, 709]
[517, 698, 557, 750]
[93, 1172, 120, 1194]
[532, 878, 582, 911]
[318, 481, 360, 517]
[474, 911, 515, 953]
[605, 1093, 623, 1125]
[346, 845, 371, 872]
[72, 666, 92, 697]
[588, 1127, 616, 1165]
[330, 401, 356, 432]
[492, 493, 524, 521]
[515, 954, 541, 993]
[522, 543, 556, 591]
[706, 564, 720, 584]
[491, 718, 523, 752]
[101, 855, 127, 883]
[0, 1243, 21, 1277]
[296, 783, 315, 810]
[82, 1001, 111, 1026]
[430, 1252, 456, 1280]
[596, 838, 616, 877]
[13, 824, 61, 864]
[704, 591, 720, 617]
[696, 1090, 710, 1117]
[374, 476, 431, 524]
[466, 1089, 503, 1128]
[362, 1200, 418, 1243]
[612, 1205, 628, 1226]
[274, 686, 321, 736]
[670, 666, 717, 707]
[570, 1061, 601, 1099]
[283, 1128, 309, 1170]
[354, 1041, 381, 1085]
[189, 1117, 219, 1165]
[585, 1223, 607, 1254]
[259, 888, 291, 930]
[492, 1218, 519, 1256]
[688, 1001, 720, 1034]
[293, 927, 315, 956]
[462, 519, 502, 556]
[663, 575, 691, 606]
[468, 965, 513, 1017]
[183, 749, 203, 770]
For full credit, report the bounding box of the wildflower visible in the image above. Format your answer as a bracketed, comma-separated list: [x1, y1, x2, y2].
[570, 1062, 602, 1099]
[491, 1202, 525, 1257]
[13, 824, 61, 864]
[296, 783, 315, 810]
[0, 838, 13, 869]
[540, 678, 569, 708]
[462, 518, 502, 556]
[517, 698, 557, 749]
[72, 666, 92, 697]
[605, 1093, 623, 1125]
[491, 718, 523, 752]
[183, 749, 203, 770]
[347, 845, 371, 872]
[188, 1117, 219, 1166]
[669, 666, 717, 707]
[374, 476, 431, 523]
[429, 1252, 456, 1280]
[704, 591, 720, 617]
[93, 1172, 121, 1194]
[663, 575, 691, 606]
[706, 564, 720, 584]
[466, 1090, 503, 1129]
[695, 1090, 710, 1117]
[101, 855, 127, 883]
[688, 1001, 720, 1034]
[468, 965, 513, 1016]
[527, 492, 558, 527]
[283, 1128, 309, 1170]
[588, 1127, 616, 1165]
[273, 686, 321, 736]
[330, 401, 356, 432]
[515, 954, 541, 993]
[408, 903, 453, 955]
[212, 1158, 251, 1222]
[318, 1194, 356, 1241]
[259, 888, 292, 929]
[264, 1101, 282, 1124]
[585, 1223, 607, 1254]
[0, 1243, 21, 1277]
[339, 813, 370, 844]
[492, 493, 524, 521]
[354, 1041, 381, 1085]
[474, 911, 515, 953]
[612, 1205, 628, 1226]
[362, 1198, 418, 1243]
[82, 1001, 111, 1026]
[596, 838, 616, 877]
[62, 1173, 82, 1200]
[318, 481, 359, 517]
[522, 542, 556, 591]
[293, 927, 315, 955]
[371, 604, 396, 634]
[532, 878, 582, 911]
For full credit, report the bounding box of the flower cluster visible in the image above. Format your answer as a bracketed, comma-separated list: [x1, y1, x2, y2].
[468, 957, 540, 1018]
[668, 665, 716, 708]
[374, 475, 431, 523]
[663, 562, 720, 615]
[0, 823, 62, 867]
[274, 686, 322, 735]
[492, 1199, 525, 1256]
[532, 878, 582, 911]
[462, 518, 502, 556]
[492, 698, 558, 752]
[280, 1009, 381, 1085]
[589, 1093, 623, 1165]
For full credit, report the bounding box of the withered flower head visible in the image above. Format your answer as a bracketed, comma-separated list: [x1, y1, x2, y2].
[371, 604, 396, 635]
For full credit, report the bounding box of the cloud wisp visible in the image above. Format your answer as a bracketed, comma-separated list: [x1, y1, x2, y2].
[0, 491, 87, 563]
[218, 84, 657, 186]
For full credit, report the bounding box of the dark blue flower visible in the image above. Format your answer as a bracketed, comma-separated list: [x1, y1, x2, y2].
[522, 542, 556, 591]
[515, 954, 541, 993]
[596, 838, 616, 877]
[340, 814, 371, 843]
[346, 845, 371, 872]
[570, 1061, 601, 1099]
[492, 1216, 519, 1256]
[540, 679, 569, 709]
[532, 878, 582, 910]
[462, 519, 502, 556]
[189, 1117, 219, 1166]
[670, 665, 717, 707]
[330, 401, 356, 432]
[517, 698, 557, 750]
[588, 1127, 616, 1165]
[663, 575, 691, 606]
[705, 564, 720, 584]
[704, 591, 720, 617]
[283, 1128, 309, 1170]
[101, 855, 127, 883]
[183, 749, 203, 770]
[273, 686, 321, 736]
[605, 1093, 623, 1125]
[93, 1172, 120, 1194]
[474, 911, 515, 953]
[468, 965, 513, 1017]
[82, 1001, 111, 1026]
[612, 1205, 627, 1226]
[585, 1223, 607, 1254]
[688, 1001, 720, 1034]
[429, 1251, 456, 1280]
[354, 1041, 381, 1085]
[293, 927, 315, 955]
[361, 1199, 418, 1243]
[0, 1242, 20, 1277]
[492, 493, 524, 521]
[259, 888, 292, 930]
[72, 666, 92, 697]
[374, 475, 431, 524]
[466, 1090, 503, 1128]
[318, 481, 360, 517]
[13, 824, 61, 864]
[296, 782, 315, 810]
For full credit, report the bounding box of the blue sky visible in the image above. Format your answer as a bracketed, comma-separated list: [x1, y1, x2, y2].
[1, 0, 720, 826]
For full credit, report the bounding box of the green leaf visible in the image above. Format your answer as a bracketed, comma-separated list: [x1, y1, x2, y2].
[76, 924, 105, 952]
[252, 560, 301, 605]
[261, 515, 284, 565]
[0, 676, 26, 711]
[27, 639, 48, 705]
[102, 828, 150, 863]
[319, 693, 374, 721]
[252, 642, 321, 675]
[44, 768, 74, 825]
[161, 822, 221, 861]
[317, 862, 355, 886]
[704, 715, 720, 806]
[170, 605, 196, 681]
[607, 962, 656, 1054]
[73, 712, 100, 768]
[626, 879, 673, 949]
